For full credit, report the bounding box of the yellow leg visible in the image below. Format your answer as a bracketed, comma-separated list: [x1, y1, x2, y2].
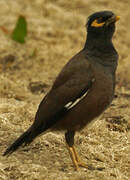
[72, 146, 88, 168]
[67, 145, 79, 171]
[66, 144, 88, 170]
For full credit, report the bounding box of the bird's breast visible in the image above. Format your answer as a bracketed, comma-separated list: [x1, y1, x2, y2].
[90, 65, 115, 110]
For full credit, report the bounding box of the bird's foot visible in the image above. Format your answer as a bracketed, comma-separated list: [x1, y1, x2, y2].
[66, 144, 88, 171]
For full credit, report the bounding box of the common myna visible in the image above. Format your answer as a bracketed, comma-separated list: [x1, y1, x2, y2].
[3, 11, 120, 170]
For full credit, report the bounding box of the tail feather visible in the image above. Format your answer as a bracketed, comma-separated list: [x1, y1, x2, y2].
[3, 119, 57, 156]
[3, 107, 68, 156]
[3, 127, 33, 156]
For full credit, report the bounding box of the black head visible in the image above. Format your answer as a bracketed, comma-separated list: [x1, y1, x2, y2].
[86, 11, 120, 39]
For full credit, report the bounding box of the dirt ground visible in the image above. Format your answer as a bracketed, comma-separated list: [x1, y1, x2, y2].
[0, 0, 130, 180]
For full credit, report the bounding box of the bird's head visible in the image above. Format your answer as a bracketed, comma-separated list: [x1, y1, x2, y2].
[86, 11, 120, 39]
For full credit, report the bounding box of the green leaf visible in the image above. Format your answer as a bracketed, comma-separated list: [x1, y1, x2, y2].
[12, 15, 27, 43]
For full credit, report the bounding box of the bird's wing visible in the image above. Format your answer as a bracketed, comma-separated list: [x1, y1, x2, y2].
[33, 54, 95, 127]
[2, 54, 95, 157]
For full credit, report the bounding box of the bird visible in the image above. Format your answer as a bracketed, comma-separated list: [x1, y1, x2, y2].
[3, 11, 120, 171]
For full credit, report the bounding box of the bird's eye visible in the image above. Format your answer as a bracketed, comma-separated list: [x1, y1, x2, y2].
[91, 18, 105, 27]
[97, 17, 103, 23]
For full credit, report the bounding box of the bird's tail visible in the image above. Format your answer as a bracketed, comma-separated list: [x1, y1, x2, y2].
[3, 107, 68, 156]
[3, 125, 40, 156]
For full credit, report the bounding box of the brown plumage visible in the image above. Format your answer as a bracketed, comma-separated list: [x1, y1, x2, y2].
[3, 11, 120, 170]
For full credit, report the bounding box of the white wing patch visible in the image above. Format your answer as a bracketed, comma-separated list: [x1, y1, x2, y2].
[65, 78, 95, 110]
[65, 91, 88, 110]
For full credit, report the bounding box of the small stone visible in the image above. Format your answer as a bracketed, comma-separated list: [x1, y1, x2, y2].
[28, 81, 49, 94]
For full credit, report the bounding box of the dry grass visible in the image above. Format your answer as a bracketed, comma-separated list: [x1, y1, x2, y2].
[0, 0, 130, 180]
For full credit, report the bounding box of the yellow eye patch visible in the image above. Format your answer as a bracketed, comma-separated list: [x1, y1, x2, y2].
[91, 19, 105, 27]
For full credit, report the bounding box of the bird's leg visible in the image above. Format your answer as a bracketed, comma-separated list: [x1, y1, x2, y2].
[72, 146, 88, 168]
[65, 131, 79, 170]
[65, 131, 88, 170]
[66, 144, 79, 170]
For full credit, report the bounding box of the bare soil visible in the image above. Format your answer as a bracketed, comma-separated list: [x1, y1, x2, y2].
[0, 0, 130, 180]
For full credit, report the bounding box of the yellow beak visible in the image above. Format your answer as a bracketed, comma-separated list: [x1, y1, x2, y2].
[115, 16, 120, 22]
